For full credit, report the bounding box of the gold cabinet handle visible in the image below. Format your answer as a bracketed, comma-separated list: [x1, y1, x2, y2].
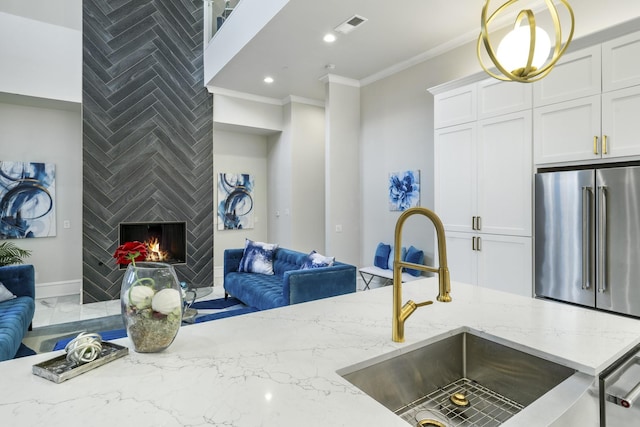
[477, 236, 482, 251]
[472, 236, 476, 251]
[593, 136, 599, 155]
[603, 135, 608, 155]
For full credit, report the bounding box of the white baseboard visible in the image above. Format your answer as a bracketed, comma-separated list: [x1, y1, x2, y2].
[36, 279, 81, 299]
[214, 266, 224, 287]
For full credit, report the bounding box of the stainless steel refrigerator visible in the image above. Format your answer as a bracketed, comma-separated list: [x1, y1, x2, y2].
[535, 165, 640, 317]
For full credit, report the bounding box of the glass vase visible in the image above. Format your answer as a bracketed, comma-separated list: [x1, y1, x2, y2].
[120, 262, 183, 353]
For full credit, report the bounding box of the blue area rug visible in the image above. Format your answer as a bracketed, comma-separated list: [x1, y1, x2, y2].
[191, 297, 242, 310]
[52, 297, 256, 351]
[14, 343, 36, 359]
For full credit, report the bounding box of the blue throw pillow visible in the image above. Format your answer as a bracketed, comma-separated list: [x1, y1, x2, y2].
[387, 246, 407, 270]
[404, 246, 424, 277]
[374, 243, 391, 269]
[301, 250, 335, 270]
[238, 239, 278, 275]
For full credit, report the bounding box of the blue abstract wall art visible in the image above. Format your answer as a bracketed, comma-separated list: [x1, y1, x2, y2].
[217, 173, 254, 230]
[0, 161, 56, 239]
[389, 169, 420, 211]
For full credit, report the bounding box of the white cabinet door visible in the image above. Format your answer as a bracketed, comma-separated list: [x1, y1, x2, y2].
[444, 232, 532, 297]
[434, 123, 476, 233]
[534, 95, 601, 164]
[602, 31, 640, 92]
[436, 113, 532, 236]
[434, 84, 477, 128]
[478, 111, 532, 236]
[445, 232, 476, 286]
[601, 85, 640, 159]
[476, 234, 532, 297]
[533, 46, 601, 107]
[478, 78, 532, 119]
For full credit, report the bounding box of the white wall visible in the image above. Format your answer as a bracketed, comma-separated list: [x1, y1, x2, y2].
[213, 93, 283, 133]
[324, 79, 361, 266]
[0, 0, 81, 30]
[0, 2, 83, 297]
[0, 12, 81, 103]
[267, 106, 292, 248]
[0, 95, 83, 297]
[290, 102, 325, 253]
[359, 42, 483, 268]
[213, 129, 269, 271]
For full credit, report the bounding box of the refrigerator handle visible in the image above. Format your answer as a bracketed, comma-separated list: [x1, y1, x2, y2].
[582, 186, 593, 290]
[598, 186, 608, 293]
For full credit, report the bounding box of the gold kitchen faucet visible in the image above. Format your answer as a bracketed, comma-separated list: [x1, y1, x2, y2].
[392, 207, 451, 343]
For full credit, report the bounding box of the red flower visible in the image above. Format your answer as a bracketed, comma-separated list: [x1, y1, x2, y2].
[113, 241, 148, 265]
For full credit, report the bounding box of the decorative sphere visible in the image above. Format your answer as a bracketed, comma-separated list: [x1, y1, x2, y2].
[497, 24, 551, 73]
[152, 288, 182, 315]
[129, 285, 155, 309]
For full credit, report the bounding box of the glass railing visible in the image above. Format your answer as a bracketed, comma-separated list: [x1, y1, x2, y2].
[203, 0, 240, 46]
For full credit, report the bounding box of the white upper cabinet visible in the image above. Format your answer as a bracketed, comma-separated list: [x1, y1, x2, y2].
[533, 31, 640, 165]
[534, 75, 640, 164]
[477, 111, 532, 236]
[435, 110, 532, 237]
[534, 95, 601, 164]
[434, 84, 477, 129]
[533, 46, 601, 107]
[434, 123, 476, 233]
[478, 78, 532, 119]
[601, 85, 640, 158]
[602, 31, 640, 92]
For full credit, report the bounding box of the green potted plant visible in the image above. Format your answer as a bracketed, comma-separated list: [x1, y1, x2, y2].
[0, 242, 32, 266]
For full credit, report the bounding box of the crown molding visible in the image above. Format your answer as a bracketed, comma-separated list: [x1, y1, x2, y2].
[283, 95, 324, 107]
[207, 85, 283, 105]
[318, 74, 360, 87]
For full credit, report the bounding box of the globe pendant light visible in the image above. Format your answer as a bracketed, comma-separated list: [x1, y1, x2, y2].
[477, 0, 574, 83]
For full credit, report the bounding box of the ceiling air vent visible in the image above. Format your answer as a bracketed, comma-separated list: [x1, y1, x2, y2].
[334, 15, 368, 35]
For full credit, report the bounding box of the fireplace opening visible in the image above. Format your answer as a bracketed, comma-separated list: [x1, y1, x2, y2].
[119, 222, 187, 267]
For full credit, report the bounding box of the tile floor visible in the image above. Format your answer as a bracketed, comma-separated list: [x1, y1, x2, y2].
[33, 286, 228, 328]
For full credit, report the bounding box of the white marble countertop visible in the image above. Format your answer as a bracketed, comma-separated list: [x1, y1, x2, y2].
[2, 279, 640, 426]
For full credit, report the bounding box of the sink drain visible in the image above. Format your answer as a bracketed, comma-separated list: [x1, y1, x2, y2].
[449, 392, 470, 408]
[417, 419, 446, 427]
[397, 378, 524, 427]
[415, 409, 448, 427]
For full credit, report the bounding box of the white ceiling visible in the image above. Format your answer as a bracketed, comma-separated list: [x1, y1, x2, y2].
[206, 0, 547, 101]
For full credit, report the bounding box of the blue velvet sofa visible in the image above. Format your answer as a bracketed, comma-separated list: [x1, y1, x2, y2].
[224, 248, 357, 310]
[0, 264, 36, 362]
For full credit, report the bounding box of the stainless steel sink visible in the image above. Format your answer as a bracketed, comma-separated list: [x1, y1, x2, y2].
[338, 331, 576, 426]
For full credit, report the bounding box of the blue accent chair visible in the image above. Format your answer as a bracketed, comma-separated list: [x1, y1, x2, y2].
[0, 265, 36, 362]
[224, 248, 356, 311]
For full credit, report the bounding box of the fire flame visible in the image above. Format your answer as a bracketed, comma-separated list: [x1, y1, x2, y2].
[145, 237, 169, 262]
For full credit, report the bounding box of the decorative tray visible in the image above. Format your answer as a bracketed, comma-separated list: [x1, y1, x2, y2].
[32, 342, 129, 383]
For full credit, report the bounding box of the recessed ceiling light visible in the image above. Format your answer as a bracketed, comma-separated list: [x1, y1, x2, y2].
[264, 76, 274, 84]
[323, 33, 336, 43]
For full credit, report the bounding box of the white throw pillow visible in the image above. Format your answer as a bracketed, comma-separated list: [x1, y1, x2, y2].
[238, 239, 279, 275]
[300, 250, 335, 270]
[0, 282, 16, 302]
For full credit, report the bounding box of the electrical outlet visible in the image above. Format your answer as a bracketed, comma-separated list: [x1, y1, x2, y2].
[63, 220, 71, 229]
[335, 224, 343, 233]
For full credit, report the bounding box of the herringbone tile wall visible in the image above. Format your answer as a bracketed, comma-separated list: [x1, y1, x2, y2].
[82, 0, 213, 302]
